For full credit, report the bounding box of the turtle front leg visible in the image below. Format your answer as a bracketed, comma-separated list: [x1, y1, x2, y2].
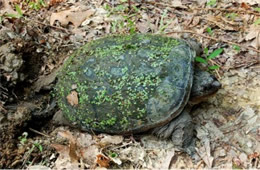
[152, 107, 194, 149]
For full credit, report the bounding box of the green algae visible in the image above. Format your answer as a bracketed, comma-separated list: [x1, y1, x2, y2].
[55, 34, 194, 134]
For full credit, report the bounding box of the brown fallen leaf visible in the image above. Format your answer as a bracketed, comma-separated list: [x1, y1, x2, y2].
[50, 8, 95, 27]
[136, 21, 150, 33]
[66, 90, 78, 106]
[51, 143, 80, 169]
[80, 145, 100, 166]
[238, 0, 258, 5]
[99, 134, 124, 146]
[0, 0, 16, 15]
[96, 154, 110, 168]
[195, 139, 214, 168]
[32, 68, 60, 92]
[206, 15, 238, 31]
[241, 2, 251, 10]
[48, 0, 65, 6]
[245, 24, 260, 49]
[58, 131, 79, 163]
[171, 0, 187, 9]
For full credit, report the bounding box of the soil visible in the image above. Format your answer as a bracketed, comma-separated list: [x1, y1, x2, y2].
[0, 0, 259, 169]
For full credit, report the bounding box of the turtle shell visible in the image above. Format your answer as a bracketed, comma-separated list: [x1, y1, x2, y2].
[55, 34, 195, 134]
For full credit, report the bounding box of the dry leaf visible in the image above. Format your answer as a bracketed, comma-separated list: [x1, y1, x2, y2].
[80, 145, 100, 166]
[0, 0, 16, 15]
[50, 8, 95, 27]
[51, 143, 80, 170]
[245, 25, 260, 40]
[99, 135, 124, 146]
[240, 2, 251, 10]
[66, 90, 78, 106]
[196, 139, 214, 168]
[58, 131, 76, 142]
[32, 68, 59, 92]
[96, 154, 110, 168]
[157, 149, 175, 169]
[237, 0, 258, 5]
[48, 0, 65, 6]
[206, 15, 238, 31]
[57, 131, 79, 163]
[171, 0, 187, 9]
[136, 21, 150, 33]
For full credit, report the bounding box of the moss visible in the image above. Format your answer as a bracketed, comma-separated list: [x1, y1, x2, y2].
[55, 34, 193, 133]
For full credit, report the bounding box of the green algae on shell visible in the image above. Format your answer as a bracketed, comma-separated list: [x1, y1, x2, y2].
[55, 34, 195, 134]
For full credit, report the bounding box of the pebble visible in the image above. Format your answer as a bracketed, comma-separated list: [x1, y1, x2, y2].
[219, 149, 226, 157]
[246, 141, 253, 148]
[239, 152, 248, 162]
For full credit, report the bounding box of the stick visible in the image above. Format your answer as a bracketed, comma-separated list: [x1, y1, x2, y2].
[29, 128, 51, 138]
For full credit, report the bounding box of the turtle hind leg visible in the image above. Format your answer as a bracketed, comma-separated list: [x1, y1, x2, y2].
[152, 108, 195, 150]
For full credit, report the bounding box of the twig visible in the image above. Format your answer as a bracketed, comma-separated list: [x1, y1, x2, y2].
[166, 30, 260, 53]
[29, 128, 51, 138]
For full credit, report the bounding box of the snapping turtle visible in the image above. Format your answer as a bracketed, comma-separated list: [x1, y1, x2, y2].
[55, 34, 221, 147]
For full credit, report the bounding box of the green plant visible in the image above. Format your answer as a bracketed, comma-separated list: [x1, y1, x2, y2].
[123, 15, 136, 34]
[233, 45, 240, 51]
[5, 4, 23, 18]
[207, 0, 217, 7]
[18, 132, 28, 145]
[33, 142, 43, 152]
[254, 18, 260, 25]
[254, 7, 260, 12]
[226, 13, 238, 21]
[158, 9, 170, 33]
[195, 48, 223, 70]
[206, 27, 213, 36]
[26, 0, 46, 10]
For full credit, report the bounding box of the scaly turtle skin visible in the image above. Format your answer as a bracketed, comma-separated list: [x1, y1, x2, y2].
[55, 34, 221, 144]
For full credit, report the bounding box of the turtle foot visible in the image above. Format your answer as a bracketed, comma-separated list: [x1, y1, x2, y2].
[153, 109, 194, 149]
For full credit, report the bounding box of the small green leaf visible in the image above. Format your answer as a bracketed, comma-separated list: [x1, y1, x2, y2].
[204, 47, 209, 55]
[207, 48, 223, 60]
[195, 57, 207, 64]
[15, 5, 23, 17]
[254, 18, 260, 25]
[5, 13, 20, 18]
[233, 45, 240, 51]
[206, 27, 213, 36]
[208, 65, 220, 70]
[254, 7, 260, 12]
[207, 0, 217, 7]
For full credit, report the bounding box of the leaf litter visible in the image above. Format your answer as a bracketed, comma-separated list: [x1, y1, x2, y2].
[0, 0, 260, 169]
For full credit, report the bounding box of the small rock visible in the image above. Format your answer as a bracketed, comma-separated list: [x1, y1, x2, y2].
[239, 152, 248, 163]
[219, 149, 226, 157]
[246, 141, 253, 148]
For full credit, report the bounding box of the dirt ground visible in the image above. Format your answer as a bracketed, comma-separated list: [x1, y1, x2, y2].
[0, 0, 259, 169]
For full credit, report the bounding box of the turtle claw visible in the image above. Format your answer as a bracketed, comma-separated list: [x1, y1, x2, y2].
[153, 108, 194, 149]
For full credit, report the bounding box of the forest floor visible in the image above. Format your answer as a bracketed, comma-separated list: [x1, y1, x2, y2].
[0, 0, 259, 169]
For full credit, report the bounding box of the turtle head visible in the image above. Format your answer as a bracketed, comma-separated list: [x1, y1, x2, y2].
[189, 68, 221, 105]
